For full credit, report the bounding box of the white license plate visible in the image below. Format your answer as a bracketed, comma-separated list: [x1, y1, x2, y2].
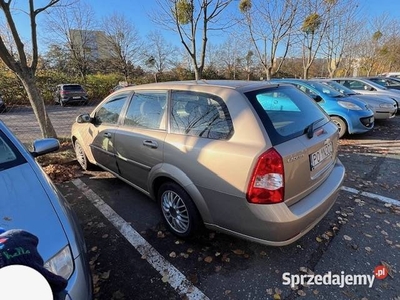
[73, 96, 81, 99]
[310, 142, 333, 170]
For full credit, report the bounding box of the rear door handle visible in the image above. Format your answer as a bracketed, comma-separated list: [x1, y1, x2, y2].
[143, 140, 158, 149]
[103, 132, 112, 138]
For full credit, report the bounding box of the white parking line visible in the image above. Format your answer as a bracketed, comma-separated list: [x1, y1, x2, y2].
[341, 186, 400, 206]
[72, 178, 209, 300]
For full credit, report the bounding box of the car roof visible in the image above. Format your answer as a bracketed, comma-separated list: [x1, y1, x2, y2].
[116, 80, 283, 93]
[58, 83, 83, 86]
[271, 78, 308, 84]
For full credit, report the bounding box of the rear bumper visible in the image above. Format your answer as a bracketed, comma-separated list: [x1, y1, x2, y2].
[61, 96, 88, 104]
[204, 159, 345, 246]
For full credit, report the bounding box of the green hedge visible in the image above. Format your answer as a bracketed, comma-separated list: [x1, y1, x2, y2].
[0, 71, 133, 106]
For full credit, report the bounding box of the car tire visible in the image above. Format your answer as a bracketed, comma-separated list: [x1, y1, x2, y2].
[331, 116, 347, 138]
[158, 182, 202, 238]
[74, 140, 93, 171]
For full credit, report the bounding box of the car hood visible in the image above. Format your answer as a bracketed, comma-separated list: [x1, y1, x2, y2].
[379, 89, 400, 98]
[353, 94, 394, 105]
[0, 163, 68, 261]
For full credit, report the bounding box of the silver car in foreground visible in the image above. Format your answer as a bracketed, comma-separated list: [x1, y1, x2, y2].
[0, 121, 92, 299]
[72, 80, 345, 246]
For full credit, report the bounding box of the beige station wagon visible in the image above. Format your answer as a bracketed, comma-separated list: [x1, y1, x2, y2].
[71, 80, 345, 246]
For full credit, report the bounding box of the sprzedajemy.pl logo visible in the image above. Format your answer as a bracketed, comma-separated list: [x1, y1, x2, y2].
[282, 265, 388, 288]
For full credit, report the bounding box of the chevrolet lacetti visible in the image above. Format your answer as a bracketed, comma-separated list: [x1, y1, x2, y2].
[71, 80, 345, 246]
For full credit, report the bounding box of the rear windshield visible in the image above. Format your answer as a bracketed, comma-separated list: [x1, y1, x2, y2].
[63, 85, 84, 91]
[245, 85, 330, 145]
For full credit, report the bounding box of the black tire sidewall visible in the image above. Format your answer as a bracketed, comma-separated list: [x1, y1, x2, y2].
[157, 182, 201, 238]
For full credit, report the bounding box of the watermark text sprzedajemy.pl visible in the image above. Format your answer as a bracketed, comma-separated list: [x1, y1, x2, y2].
[282, 265, 388, 289]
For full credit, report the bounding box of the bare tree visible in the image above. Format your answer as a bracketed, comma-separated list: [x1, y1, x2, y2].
[45, 2, 97, 80]
[353, 14, 392, 76]
[239, 0, 300, 80]
[143, 31, 178, 82]
[321, 0, 362, 77]
[0, 0, 59, 138]
[152, 0, 234, 80]
[297, 0, 337, 79]
[212, 34, 248, 79]
[372, 17, 400, 73]
[101, 13, 143, 82]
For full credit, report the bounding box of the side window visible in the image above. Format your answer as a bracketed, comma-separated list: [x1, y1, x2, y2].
[347, 80, 364, 90]
[95, 94, 128, 125]
[170, 91, 233, 140]
[124, 91, 167, 130]
[296, 84, 317, 97]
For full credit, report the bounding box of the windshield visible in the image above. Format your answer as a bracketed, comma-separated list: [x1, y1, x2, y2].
[323, 81, 357, 95]
[245, 85, 329, 145]
[307, 81, 344, 97]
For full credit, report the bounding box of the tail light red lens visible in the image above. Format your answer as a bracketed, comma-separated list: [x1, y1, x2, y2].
[246, 148, 284, 204]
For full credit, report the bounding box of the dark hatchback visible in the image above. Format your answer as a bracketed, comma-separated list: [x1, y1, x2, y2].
[55, 84, 88, 107]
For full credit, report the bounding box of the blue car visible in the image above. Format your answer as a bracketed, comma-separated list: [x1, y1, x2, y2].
[270, 79, 374, 138]
[0, 121, 92, 299]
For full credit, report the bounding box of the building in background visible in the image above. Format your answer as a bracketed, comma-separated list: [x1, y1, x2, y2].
[69, 30, 112, 60]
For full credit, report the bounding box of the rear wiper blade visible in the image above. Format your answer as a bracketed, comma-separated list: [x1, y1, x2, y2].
[304, 118, 324, 139]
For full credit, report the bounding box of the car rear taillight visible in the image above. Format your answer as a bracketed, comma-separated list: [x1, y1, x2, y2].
[246, 148, 284, 204]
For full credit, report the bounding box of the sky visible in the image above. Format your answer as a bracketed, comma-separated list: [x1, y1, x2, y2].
[4, 0, 400, 54]
[83, 0, 400, 41]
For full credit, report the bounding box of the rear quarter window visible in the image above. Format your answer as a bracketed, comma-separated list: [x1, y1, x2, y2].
[245, 86, 329, 145]
[0, 131, 26, 171]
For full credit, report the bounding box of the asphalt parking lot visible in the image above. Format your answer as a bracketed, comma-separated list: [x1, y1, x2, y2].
[56, 118, 400, 300]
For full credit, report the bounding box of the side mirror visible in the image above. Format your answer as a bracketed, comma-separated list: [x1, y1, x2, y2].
[30, 138, 60, 157]
[76, 113, 91, 123]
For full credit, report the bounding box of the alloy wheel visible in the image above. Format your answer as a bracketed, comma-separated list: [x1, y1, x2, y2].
[161, 190, 190, 234]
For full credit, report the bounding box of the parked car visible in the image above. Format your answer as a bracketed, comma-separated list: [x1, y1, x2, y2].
[381, 72, 400, 78]
[54, 84, 88, 107]
[332, 77, 400, 108]
[311, 79, 397, 120]
[364, 76, 400, 91]
[0, 121, 92, 299]
[0, 93, 6, 113]
[71, 80, 345, 246]
[271, 79, 374, 138]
